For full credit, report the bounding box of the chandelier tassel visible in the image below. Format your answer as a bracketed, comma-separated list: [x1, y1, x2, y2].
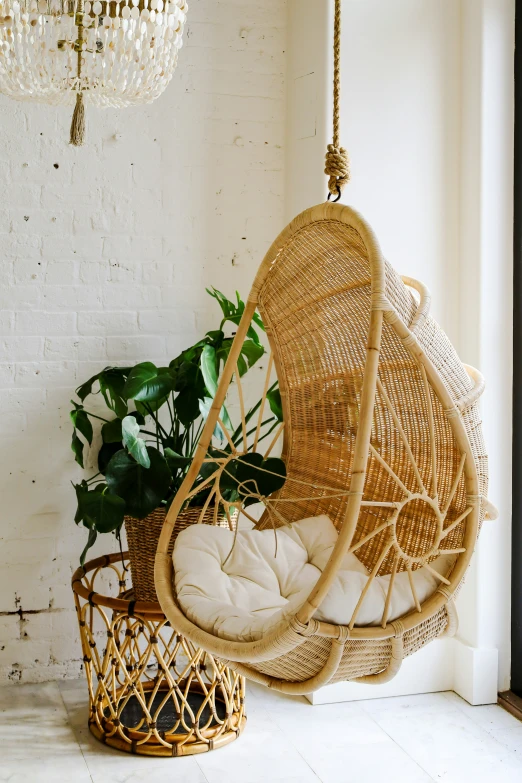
[70, 92, 86, 147]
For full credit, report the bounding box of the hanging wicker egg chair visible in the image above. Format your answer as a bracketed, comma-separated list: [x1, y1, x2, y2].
[154, 2, 495, 694]
[154, 201, 495, 694]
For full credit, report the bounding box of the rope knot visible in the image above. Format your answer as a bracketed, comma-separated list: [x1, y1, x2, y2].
[289, 617, 318, 638]
[325, 144, 350, 199]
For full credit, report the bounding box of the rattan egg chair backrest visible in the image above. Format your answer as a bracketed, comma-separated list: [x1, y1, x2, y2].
[252, 203, 487, 629]
[254, 205, 487, 580]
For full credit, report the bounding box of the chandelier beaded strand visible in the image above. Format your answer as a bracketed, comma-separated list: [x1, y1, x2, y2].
[324, 0, 350, 200]
[0, 0, 188, 146]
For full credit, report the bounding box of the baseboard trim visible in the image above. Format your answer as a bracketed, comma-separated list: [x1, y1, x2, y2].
[452, 641, 499, 705]
[498, 691, 522, 722]
[306, 638, 499, 706]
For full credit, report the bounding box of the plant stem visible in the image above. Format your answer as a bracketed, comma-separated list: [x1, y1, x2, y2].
[84, 411, 110, 423]
[143, 404, 170, 442]
[166, 396, 175, 436]
[232, 418, 276, 448]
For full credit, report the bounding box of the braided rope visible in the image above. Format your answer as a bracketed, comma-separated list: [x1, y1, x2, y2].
[325, 0, 350, 198]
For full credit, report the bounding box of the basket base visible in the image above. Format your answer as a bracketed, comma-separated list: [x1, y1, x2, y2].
[89, 687, 247, 757]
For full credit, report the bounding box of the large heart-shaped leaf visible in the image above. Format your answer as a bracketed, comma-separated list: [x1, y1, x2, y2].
[105, 447, 171, 519]
[121, 415, 150, 468]
[175, 387, 202, 426]
[101, 417, 123, 444]
[123, 362, 174, 403]
[79, 486, 126, 534]
[164, 448, 192, 473]
[98, 441, 122, 474]
[174, 361, 205, 395]
[220, 452, 286, 507]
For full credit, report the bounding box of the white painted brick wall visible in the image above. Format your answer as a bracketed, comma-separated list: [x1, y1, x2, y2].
[0, 0, 286, 684]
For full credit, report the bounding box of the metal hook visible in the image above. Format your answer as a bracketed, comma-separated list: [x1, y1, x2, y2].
[327, 184, 342, 203]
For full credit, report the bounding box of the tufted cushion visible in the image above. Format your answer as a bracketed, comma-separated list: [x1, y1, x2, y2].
[173, 515, 454, 643]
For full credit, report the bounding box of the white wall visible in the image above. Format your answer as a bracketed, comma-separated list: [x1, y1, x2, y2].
[287, 0, 514, 702]
[0, 0, 287, 684]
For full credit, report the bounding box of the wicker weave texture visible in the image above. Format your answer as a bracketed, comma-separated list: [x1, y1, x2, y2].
[257, 219, 482, 575]
[126, 506, 232, 602]
[154, 203, 490, 691]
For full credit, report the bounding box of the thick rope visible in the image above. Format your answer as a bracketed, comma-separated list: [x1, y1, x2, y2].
[325, 0, 350, 198]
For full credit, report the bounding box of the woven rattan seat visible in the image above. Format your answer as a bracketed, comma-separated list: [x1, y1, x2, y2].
[155, 203, 494, 694]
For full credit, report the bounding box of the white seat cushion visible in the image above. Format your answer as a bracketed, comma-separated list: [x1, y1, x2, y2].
[173, 514, 454, 643]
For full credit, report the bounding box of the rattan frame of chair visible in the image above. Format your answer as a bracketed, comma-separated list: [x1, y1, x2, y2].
[155, 202, 493, 694]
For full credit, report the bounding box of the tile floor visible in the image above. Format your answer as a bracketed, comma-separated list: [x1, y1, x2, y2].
[1, 680, 522, 782]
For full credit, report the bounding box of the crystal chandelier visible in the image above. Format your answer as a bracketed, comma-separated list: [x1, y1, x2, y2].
[0, 0, 188, 145]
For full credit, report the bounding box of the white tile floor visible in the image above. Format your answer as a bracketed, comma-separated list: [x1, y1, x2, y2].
[1, 681, 522, 783]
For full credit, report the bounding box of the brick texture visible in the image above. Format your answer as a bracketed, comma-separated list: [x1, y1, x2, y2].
[0, 0, 286, 685]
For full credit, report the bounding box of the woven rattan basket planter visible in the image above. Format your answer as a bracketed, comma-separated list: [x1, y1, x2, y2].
[125, 505, 235, 603]
[71, 552, 246, 757]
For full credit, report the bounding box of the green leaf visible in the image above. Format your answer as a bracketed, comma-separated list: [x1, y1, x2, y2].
[74, 481, 88, 525]
[99, 369, 128, 419]
[164, 448, 192, 473]
[198, 397, 227, 440]
[267, 388, 283, 422]
[240, 339, 265, 371]
[101, 417, 123, 444]
[102, 411, 145, 444]
[214, 338, 264, 377]
[252, 311, 266, 333]
[69, 407, 93, 445]
[123, 362, 174, 403]
[105, 447, 171, 519]
[220, 453, 286, 508]
[174, 361, 204, 395]
[205, 330, 225, 347]
[206, 286, 237, 320]
[236, 353, 248, 377]
[175, 387, 202, 426]
[80, 528, 98, 567]
[98, 441, 122, 474]
[201, 345, 219, 397]
[76, 372, 101, 402]
[71, 431, 84, 468]
[122, 415, 150, 468]
[135, 395, 170, 416]
[79, 487, 126, 534]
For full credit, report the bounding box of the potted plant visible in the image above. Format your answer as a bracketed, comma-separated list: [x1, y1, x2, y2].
[70, 288, 285, 601]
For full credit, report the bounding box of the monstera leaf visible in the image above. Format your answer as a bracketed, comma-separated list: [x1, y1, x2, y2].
[123, 362, 174, 403]
[220, 453, 286, 507]
[105, 447, 171, 519]
[78, 485, 126, 534]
